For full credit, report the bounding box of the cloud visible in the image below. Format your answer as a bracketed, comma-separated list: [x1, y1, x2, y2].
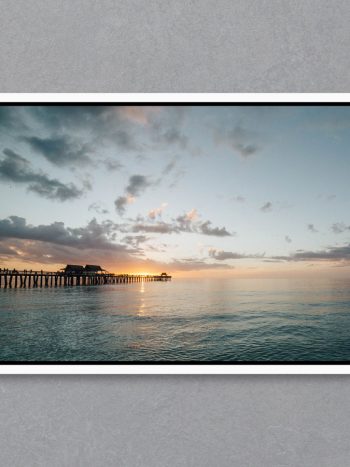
[0, 106, 23, 131]
[161, 157, 186, 189]
[27, 106, 140, 151]
[199, 221, 232, 237]
[0, 237, 137, 269]
[0, 215, 236, 273]
[185, 208, 198, 221]
[115, 175, 153, 215]
[148, 203, 168, 220]
[159, 128, 188, 148]
[260, 202, 272, 212]
[122, 235, 150, 247]
[169, 259, 233, 271]
[175, 209, 199, 232]
[0, 244, 19, 256]
[115, 194, 135, 216]
[28, 106, 110, 130]
[27, 106, 189, 154]
[176, 210, 233, 237]
[285, 235, 292, 243]
[332, 223, 350, 234]
[131, 210, 233, 238]
[0, 149, 87, 201]
[215, 125, 260, 158]
[88, 202, 109, 215]
[307, 224, 318, 233]
[0, 216, 173, 270]
[21, 135, 92, 166]
[126, 175, 152, 196]
[132, 222, 175, 234]
[272, 243, 350, 263]
[209, 248, 264, 261]
[162, 159, 177, 176]
[0, 216, 124, 251]
[149, 107, 188, 149]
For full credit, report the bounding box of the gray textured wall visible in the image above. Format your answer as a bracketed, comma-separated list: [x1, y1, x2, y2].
[1, 1, 350, 466]
[1, 0, 350, 92]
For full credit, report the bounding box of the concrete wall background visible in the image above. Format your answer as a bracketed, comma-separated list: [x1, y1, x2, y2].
[1, 1, 350, 465]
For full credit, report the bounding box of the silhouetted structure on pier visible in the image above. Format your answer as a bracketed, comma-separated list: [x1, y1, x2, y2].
[0, 266, 171, 288]
[62, 264, 107, 274]
[85, 264, 104, 273]
[63, 265, 84, 274]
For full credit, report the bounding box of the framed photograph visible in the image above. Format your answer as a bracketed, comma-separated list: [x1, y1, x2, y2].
[1, 93, 350, 374]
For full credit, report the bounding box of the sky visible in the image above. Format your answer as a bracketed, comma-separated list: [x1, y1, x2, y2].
[1, 104, 350, 277]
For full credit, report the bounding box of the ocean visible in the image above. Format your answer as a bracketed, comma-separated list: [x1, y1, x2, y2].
[1, 277, 350, 362]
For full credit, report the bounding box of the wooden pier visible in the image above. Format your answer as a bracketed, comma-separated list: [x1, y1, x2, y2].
[0, 269, 172, 289]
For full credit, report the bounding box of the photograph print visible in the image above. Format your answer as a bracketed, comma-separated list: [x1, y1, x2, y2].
[1, 101, 350, 365]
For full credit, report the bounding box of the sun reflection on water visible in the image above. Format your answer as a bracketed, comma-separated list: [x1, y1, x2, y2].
[137, 281, 146, 316]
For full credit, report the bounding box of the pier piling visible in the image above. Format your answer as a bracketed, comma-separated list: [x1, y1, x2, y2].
[0, 268, 171, 289]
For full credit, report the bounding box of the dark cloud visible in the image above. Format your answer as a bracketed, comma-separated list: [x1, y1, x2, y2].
[22, 135, 92, 166]
[332, 222, 350, 234]
[260, 202, 272, 212]
[208, 244, 350, 264]
[126, 175, 152, 196]
[175, 213, 195, 232]
[0, 106, 22, 131]
[199, 221, 232, 237]
[215, 125, 260, 158]
[132, 222, 175, 235]
[27, 106, 111, 131]
[0, 237, 136, 269]
[0, 216, 126, 251]
[307, 224, 318, 233]
[169, 259, 233, 271]
[209, 248, 264, 261]
[111, 129, 138, 151]
[0, 215, 163, 270]
[0, 149, 87, 201]
[175, 210, 233, 237]
[115, 175, 153, 215]
[209, 249, 246, 261]
[25, 106, 140, 152]
[115, 196, 130, 216]
[271, 243, 350, 263]
[150, 107, 188, 150]
[122, 235, 149, 247]
[0, 215, 231, 273]
[130, 213, 233, 238]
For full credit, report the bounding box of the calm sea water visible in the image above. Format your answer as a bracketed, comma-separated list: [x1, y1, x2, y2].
[1, 277, 350, 362]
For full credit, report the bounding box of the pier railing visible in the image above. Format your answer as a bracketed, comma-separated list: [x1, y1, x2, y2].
[0, 269, 172, 288]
